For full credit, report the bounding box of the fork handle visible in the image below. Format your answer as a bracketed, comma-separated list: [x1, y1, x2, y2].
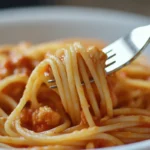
[148, 25, 150, 41]
[146, 24, 150, 30]
[146, 25, 150, 42]
[139, 25, 150, 40]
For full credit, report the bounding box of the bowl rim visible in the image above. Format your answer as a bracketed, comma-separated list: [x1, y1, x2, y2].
[0, 6, 149, 24]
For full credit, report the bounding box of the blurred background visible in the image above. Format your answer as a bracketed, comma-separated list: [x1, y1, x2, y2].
[0, 0, 150, 16]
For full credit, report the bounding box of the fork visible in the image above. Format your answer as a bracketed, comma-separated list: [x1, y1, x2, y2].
[48, 25, 150, 89]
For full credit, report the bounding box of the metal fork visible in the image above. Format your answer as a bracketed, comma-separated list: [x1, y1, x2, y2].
[48, 25, 150, 89]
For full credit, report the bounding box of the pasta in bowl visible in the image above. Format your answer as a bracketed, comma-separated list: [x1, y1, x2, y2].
[0, 40, 150, 149]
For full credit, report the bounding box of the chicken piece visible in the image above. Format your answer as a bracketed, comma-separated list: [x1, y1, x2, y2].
[32, 106, 61, 132]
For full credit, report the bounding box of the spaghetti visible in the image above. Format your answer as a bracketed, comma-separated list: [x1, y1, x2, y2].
[0, 40, 149, 149]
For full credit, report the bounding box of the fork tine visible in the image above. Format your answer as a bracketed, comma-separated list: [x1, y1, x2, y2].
[49, 78, 95, 89]
[107, 53, 116, 60]
[104, 49, 112, 54]
[105, 56, 116, 65]
[105, 60, 116, 68]
[50, 85, 57, 89]
[48, 79, 55, 83]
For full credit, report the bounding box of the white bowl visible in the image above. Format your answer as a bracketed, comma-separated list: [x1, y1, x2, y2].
[0, 6, 150, 150]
